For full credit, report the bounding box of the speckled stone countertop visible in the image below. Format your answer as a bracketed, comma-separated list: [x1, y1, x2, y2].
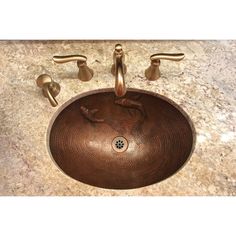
[0, 41, 235, 196]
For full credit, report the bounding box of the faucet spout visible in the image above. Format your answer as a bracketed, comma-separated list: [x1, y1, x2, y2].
[111, 44, 127, 97]
[115, 56, 126, 97]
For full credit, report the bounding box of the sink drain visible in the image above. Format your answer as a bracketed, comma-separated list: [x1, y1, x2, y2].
[112, 136, 128, 153]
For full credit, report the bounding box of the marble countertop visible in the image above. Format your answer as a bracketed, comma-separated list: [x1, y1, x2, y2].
[0, 40, 235, 195]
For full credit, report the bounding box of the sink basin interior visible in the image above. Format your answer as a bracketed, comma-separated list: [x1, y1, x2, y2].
[48, 88, 195, 189]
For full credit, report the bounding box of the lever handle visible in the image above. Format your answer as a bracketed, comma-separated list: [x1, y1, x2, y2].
[53, 55, 87, 64]
[52, 54, 93, 81]
[36, 74, 60, 107]
[150, 53, 185, 62]
[145, 53, 185, 81]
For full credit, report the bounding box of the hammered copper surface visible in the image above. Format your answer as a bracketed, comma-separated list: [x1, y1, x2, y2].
[48, 89, 195, 189]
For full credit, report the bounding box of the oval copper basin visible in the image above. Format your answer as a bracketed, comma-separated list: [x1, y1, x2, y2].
[48, 88, 195, 189]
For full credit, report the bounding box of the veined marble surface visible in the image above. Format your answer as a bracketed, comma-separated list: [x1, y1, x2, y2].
[0, 40, 235, 196]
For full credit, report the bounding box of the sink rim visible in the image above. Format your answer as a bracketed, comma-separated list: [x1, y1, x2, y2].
[46, 87, 196, 189]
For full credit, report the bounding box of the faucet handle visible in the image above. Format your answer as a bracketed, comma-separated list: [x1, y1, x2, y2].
[36, 74, 60, 107]
[150, 53, 185, 62]
[53, 54, 94, 81]
[145, 53, 185, 81]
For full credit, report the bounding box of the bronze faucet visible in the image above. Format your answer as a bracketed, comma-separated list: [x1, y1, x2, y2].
[145, 53, 185, 80]
[111, 44, 127, 97]
[36, 74, 60, 107]
[36, 47, 185, 107]
[53, 55, 94, 81]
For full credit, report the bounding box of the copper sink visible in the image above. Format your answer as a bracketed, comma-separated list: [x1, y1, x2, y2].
[47, 88, 195, 189]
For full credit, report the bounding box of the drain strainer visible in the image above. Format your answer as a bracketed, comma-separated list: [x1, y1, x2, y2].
[112, 136, 128, 153]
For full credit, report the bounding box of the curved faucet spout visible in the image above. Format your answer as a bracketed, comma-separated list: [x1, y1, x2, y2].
[115, 57, 126, 97]
[111, 44, 127, 97]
